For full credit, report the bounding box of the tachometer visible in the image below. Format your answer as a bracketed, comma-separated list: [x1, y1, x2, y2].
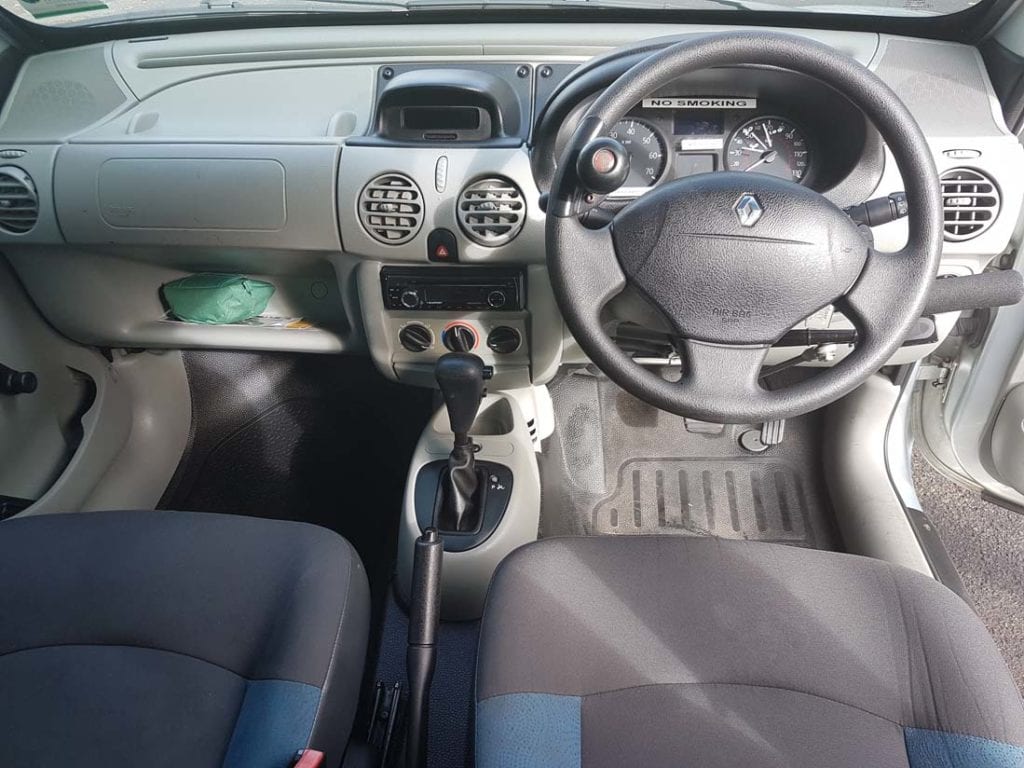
[607, 118, 668, 189]
[727, 117, 810, 183]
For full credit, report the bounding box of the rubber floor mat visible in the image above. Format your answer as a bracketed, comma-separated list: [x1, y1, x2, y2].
[592, 458, 818, 544]
[539, 368, 840, 551]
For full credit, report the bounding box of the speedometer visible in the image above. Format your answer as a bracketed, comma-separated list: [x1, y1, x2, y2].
[727, 117, 811, 183]
[607, 118, 668, 189]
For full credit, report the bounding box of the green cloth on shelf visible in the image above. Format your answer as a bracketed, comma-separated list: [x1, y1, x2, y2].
[162, 274, 275, 325]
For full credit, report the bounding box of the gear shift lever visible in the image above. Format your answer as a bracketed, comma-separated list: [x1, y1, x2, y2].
[435, 353, 486, 532]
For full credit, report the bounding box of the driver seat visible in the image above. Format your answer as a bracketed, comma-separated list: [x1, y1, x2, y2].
[476, 536, 1024, 767]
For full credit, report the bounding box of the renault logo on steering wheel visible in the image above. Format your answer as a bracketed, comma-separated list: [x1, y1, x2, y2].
[734, 193, 763, 227]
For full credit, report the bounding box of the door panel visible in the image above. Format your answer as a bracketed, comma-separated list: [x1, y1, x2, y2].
[0, 257, 100, 511]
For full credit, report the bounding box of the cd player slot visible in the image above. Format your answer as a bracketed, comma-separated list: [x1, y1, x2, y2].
[381, 267, 525, 312]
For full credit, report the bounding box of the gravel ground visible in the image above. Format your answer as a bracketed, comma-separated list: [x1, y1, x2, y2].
[913, 451, 1024, 692]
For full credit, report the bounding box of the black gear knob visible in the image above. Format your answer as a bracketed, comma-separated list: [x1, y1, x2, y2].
[435, 352, 485, 441]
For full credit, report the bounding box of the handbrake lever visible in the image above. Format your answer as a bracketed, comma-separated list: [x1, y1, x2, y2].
[406, 527, 443, 768]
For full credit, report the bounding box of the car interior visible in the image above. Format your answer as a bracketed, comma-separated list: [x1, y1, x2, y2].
[3, 0, 1024, 764]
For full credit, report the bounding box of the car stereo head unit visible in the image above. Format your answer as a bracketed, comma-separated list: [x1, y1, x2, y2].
[381, 267, 525, 312]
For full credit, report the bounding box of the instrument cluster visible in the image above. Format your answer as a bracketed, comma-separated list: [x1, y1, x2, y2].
[602, 97, 814, 197]
[537, 66, 879, 206]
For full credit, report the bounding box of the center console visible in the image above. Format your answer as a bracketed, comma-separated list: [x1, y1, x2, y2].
[395, 381, 545, 621]
[348, 64, 556, 617]
[379, 266, 531, 382]
[342, 60, 564, 391]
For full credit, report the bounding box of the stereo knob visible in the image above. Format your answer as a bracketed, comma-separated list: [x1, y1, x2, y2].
[487, 326, 522, 355]
[400, 289, 422, 309]
[487, 290, 508, 309]
[442, 323, 478, 352]
[398, 323, 433, 353]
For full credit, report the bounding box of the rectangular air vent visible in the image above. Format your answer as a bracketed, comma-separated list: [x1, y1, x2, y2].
[941, 168, 999, 242]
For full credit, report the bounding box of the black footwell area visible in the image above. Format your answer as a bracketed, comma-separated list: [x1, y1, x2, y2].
[539, 369, 840, 550]
[372, 591, 479, 768]
[158, 351, 433, 667]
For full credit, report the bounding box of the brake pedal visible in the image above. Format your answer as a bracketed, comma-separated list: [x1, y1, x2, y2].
[684, 418, 725, 435]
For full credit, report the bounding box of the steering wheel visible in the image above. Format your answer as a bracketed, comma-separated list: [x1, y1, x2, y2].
[547, 32, 943, 424]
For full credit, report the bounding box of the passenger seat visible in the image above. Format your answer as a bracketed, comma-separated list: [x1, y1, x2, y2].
[0, 510, 369, 768]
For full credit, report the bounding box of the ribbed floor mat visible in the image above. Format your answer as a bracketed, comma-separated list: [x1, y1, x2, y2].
[592, 458, 817, 544]
[539, 368, 839, 551]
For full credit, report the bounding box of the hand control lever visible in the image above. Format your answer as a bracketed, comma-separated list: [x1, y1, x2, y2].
[404, 353, 486, 768]
[405, 527, 442, 768]
[435, 353, 487, 532]
[845, 191, 908, 227]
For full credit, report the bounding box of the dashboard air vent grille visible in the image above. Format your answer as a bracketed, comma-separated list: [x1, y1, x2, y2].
[941, 168, 999, 242]
[359, 173, 424, 245]
[0, 166, 38, 235]
[457, 177, 526, 247]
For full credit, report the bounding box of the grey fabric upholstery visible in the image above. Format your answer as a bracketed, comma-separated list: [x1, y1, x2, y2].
[476, 536, 1024, 767]
[0, 510, 370, 768]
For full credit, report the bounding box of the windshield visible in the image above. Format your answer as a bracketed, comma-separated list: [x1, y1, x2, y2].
[0, 0, 982, 27]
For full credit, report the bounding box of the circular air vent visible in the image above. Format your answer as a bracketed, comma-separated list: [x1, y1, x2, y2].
[941, 168, 1000, 242]
[358, 173, 424, 245]
[0, 166, 38, 235]
[457, 177, 526, 248]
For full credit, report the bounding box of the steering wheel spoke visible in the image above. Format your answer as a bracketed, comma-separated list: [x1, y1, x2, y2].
[838, 247, 921, 343]
[573, 223, 627, 306]
[677, 338, 769, 404]
[547, 217, 627, 337]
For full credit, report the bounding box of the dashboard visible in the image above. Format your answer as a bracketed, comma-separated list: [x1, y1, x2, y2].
[0, 24, 1021, 391]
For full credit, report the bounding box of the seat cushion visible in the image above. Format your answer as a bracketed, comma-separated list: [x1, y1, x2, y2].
[476, 536, 1024, 768]
[0, 510, 370, 768]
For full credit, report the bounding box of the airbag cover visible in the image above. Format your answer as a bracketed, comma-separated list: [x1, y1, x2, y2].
[611, 173, 868, 344]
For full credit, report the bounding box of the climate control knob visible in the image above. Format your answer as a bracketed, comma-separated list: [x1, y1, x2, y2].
[442, 322, 478, 352]
[487, 326, 522, 355]
[398, 323, 433, 353]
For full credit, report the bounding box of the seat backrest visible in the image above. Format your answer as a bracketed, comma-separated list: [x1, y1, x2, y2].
[0, 510, 369, 768]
